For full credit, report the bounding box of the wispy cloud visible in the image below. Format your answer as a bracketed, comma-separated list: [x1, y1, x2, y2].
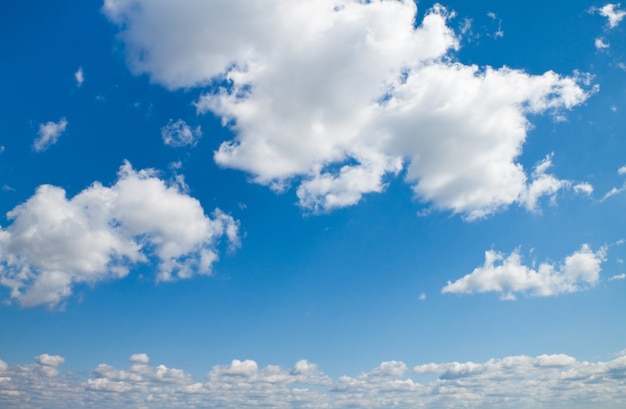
[593, 3, 626, 28]
[74, 67, 84, 87]
[161, 119, 202, 147]
[33, 118, 67, 152]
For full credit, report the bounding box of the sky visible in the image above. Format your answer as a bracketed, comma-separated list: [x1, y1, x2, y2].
[1, 0, 626, 407]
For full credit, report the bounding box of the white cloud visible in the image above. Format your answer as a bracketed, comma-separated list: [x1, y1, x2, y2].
[595, 37, 610, 49]
[4, 352, 626, 408]
[618, 165, 626, 175]
[442, 244, 606, 300]
[161, 119, 202, 147]
[609, 273, 626, 281]
[128, 353, 150, 364]
[33, 118, 67, 152]
[573, 182, 594, 195]
[0, 162, 239, 308]
[518, 154, 570, 212]
[103, 1, 592, 219]
[595, 3, 626, 28]
[74, 67, 84, 86]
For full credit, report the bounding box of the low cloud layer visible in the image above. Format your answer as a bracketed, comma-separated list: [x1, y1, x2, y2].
[1, 351, 626, 408]
[0, 162, 239, 308]
[442, 244, 606, 300]
[103, 0, 593, 219]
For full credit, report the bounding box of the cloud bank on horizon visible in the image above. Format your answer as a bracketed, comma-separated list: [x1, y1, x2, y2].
[1, 351, 626, 409]
[103, 0, 594, 219]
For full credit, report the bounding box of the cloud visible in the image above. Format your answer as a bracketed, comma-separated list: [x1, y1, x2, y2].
[103, 1, 593, 219]
[594, 3, 626, 28]
[442, 244, 606, 300]
[2, 352, 626, 408]
[0, 161, 239, 308]
[573, 182, 593, 195]
[161, 119, 202, 147]
[609, 273, 626, 281]
[618, 165, 626, 175]
[33, 118, 67, 152]
[74, 67, 84, 86]
[595, 38, 610, 49]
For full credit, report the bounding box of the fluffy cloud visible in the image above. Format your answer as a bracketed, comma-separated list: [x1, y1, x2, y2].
[103, 0, 592, 219]
[161, 119, 202, 147]
[594, 3, 626, 28]
[0, 162, 239, 308]
[33, 118, 67, 152]
[442, 244, 606, 300]
[2, 352, 626, 408]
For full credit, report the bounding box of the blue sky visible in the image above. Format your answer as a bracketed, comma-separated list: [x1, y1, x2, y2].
[1, 0, 626, 407]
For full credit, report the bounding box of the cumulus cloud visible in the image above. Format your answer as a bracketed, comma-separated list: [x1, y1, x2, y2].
[442, 244, 606, 300]
[2, 352, 626, 408]
[594, 3, 626, 28]
[33, 118, 67, 152]
[103, 0, 593, 219]
[161, 119, 202, 147]
[0, 162, 239, 308]
[609, 273, 626, 281]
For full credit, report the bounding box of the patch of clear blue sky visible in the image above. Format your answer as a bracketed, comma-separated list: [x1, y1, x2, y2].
[1, 0, 625, 379]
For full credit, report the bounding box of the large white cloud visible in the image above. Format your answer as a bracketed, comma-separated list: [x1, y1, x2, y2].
[442, 244, 606, 300]
[103, 0, 593, 219]
[1, 351, 626, 408]
[0, 162, 239, 308]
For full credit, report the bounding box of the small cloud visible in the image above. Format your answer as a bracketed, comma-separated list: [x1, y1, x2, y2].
[618, 165, 626, 175]
[161, 119, 202, 147]
[486, 11, 504, 38]
[593, 3, 626, 28]
[595, 38, 610, 49]
[602, 186, 624, 201]
[129, 353, 150, 364]
[419, 292, 427, 301]
[573, 182, 594, 195]
[75, 67, 84, 87]
[611, 105, 618, 112]
[33, 118, 68, 152]
[609, 273, 626, 281]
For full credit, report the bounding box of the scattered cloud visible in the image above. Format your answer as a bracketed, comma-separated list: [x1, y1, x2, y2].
[419, 292, 427, 301]
[0, 162, 239, 308]
[103, 1, 593, 219]
[593, 3, 626, 28]
[442, 244, 606, 300]
[161, 119, 202, 147]
[74, 67, 84, 87]
[33, 118, 67, 152]
[609, 273, 626, 281]
[595, 37, 610, 49]
[573, 182, 594, 195]
[618, 165, 626, 175]
[486, 11, 504, 38]
[1, 352, 626, 408]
